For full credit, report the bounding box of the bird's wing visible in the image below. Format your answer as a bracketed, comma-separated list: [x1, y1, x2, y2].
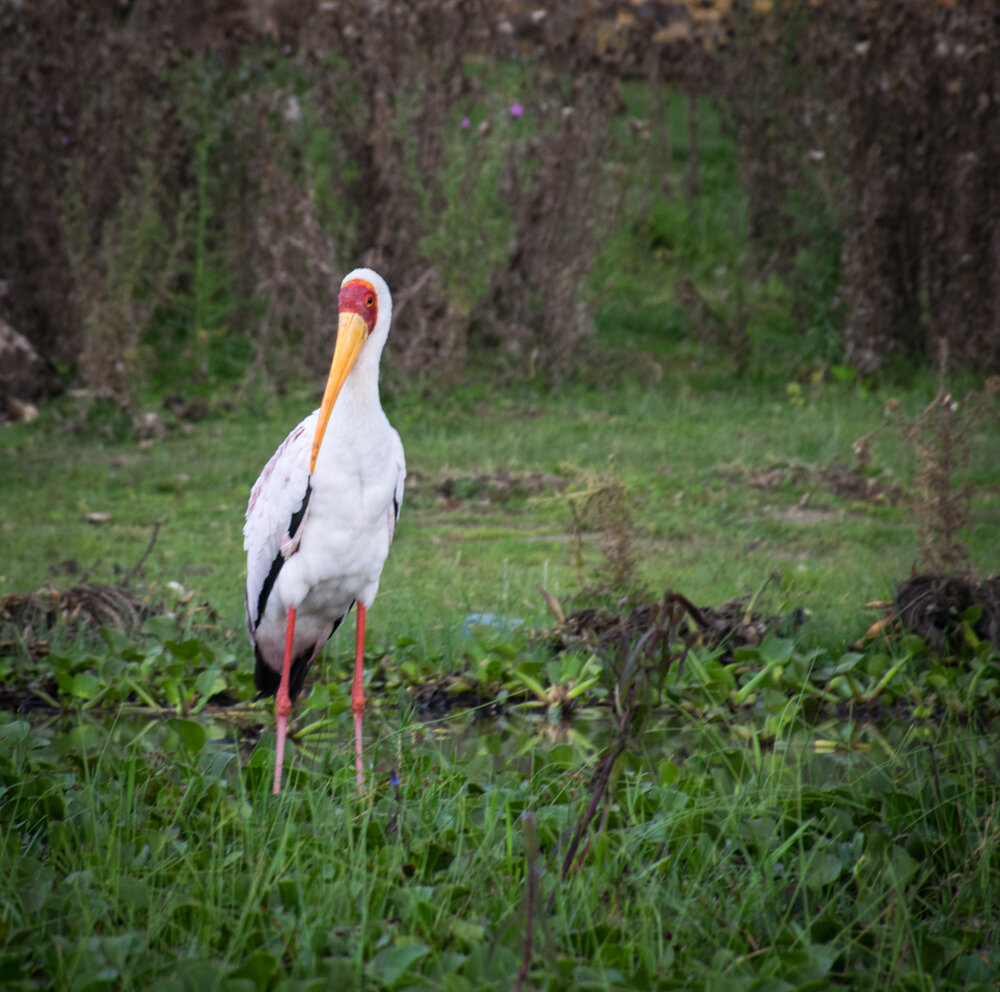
[244, 410, 318, 633]
[388, 426, 406, 539]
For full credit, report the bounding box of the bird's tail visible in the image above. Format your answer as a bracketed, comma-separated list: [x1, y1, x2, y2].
[253, 643, 314, 703]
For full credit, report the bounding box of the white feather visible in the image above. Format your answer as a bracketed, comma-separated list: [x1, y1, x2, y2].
[243, 414, 315, 635]
[243, 268, 405, 683]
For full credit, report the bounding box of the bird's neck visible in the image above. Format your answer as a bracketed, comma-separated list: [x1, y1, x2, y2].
[338, 352, 381, 418]
[314, 356, 383, 475]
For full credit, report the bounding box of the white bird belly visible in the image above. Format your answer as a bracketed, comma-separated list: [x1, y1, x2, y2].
[254, 523, 384, 675]
[263, 442, 395, 632]
[247, 401, 401, 678]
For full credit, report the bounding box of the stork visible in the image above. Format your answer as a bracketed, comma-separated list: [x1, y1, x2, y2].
[244, 268, 404, 793]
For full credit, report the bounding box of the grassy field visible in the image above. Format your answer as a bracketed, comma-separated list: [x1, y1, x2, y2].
[2, 362, 997, 652]
[2, 88, 1000, 991]
[2, 358, 999, 990]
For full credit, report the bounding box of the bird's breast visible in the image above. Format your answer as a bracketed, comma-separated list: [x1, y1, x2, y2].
[279, 432, 396, 600]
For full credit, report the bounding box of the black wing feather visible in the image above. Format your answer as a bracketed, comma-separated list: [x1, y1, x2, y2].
[252, 479, 313, 630]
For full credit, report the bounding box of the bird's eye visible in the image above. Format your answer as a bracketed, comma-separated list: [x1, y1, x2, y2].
[365, 294, 375, 308]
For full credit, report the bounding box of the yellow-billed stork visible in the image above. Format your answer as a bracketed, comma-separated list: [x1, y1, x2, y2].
[244, 268, 405, 794]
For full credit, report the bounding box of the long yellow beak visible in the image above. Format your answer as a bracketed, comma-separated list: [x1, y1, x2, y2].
[309, 310, 369, 472]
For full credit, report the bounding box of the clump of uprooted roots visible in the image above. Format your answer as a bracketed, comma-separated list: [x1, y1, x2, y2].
[0, 583, 149, 659]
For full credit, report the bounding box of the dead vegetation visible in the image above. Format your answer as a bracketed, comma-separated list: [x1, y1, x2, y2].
[566, 479, 642, 593]
[723, 0, 1000, 375]
[547, 587, 784, 667]
[0, 0, 635, 401]
[2, 1, 998, 412]
[894, 573, 1000, 654]
[853, 362, 999, 574]
[397, 584, 787, 720]
[0, 584, 149, 660]
[408, 677, 511, 721]
[897, 371, 1000, 574]
[849, 365, 1000, 654]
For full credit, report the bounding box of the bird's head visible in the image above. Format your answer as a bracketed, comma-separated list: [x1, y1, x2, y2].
[310, 268, 393, 472]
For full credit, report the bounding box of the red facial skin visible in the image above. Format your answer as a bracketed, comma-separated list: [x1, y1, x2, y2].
[339, 280, 378, 336]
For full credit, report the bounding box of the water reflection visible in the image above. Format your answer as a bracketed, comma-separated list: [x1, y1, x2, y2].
[7, 698, 984, 791]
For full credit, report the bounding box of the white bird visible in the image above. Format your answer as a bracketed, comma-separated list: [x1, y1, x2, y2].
[244, 268, 405, 794]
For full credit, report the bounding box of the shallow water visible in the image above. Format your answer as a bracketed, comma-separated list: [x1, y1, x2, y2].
[7, 695, 965, 797]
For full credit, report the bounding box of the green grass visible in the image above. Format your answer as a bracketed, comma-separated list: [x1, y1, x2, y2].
[2, 694, 999, 989]
[2, 369, 999, 989]
[2, 368, 997, 657]
[3, 73, 1000, 991]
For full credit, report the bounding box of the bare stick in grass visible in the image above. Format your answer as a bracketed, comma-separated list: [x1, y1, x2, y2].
[547, 736, 628, 918]
[546, 589, 701, 909]
[123, 520, 161, 587]
[514, 811, 540, 992]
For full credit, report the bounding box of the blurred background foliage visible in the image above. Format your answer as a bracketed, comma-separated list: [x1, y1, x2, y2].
[1, 0, 998, 409]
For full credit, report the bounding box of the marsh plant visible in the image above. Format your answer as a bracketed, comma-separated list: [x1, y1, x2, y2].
[566, 476, 643, 597]
[855, 352, 1000, 574]
[901, 371, 1000, 574]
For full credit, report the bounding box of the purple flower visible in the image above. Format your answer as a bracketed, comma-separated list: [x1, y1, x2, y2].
[509, 103, 524, 118]
[60, 135, 69, 146]
[461, 117, 470, 129]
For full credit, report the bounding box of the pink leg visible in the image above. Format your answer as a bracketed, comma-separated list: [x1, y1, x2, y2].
[352, 603, 367, 788]
[273, 606, 296, 795]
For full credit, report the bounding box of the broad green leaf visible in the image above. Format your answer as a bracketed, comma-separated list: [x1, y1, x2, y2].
[57, 723, 104, 751]
[960, 604, 983, 624]
[116, 878, 150, 910]
[365, 941, 430, 986]
[161, 678, 182, 707]
[658, 760, 682, 786]
[165, 638, 201, 662]
[169, 718, 207, 756]
[887, 844, 919, 887]
[71, 672, 103, 700]
[0, 721, 30, 745]
[449, 918, 485, 945]
[759, 635, 795, 666]
[832, 651, 863, 674]
[194, 666, 225, 698]
[228, 950, 279, 990]
[142, 615, 182, 641]
[806, 852, 844, 889]
[148, 958, 226, 992]
[304, 683, 330, 709]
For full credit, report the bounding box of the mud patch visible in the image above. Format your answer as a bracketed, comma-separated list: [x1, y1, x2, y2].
[431, 470, 570, 508]
[727, 459, 903, 507]
[819, 462, 902, 504]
